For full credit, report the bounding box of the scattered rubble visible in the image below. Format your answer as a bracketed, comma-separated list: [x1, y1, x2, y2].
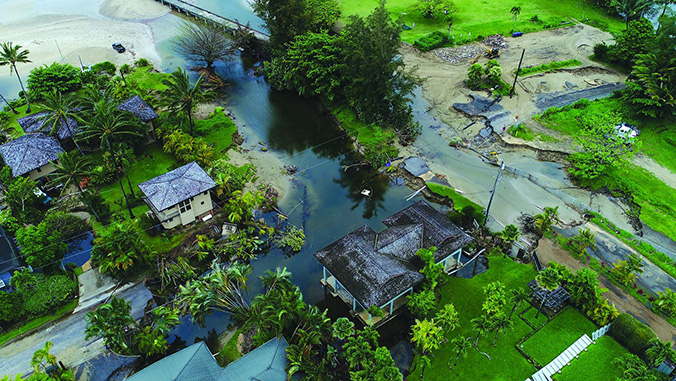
[482, 34, 508, 50]
[434, 44, 485, 64]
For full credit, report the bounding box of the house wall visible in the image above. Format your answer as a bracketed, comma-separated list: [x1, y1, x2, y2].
[156, 191, 214, 229]
[27, 162, 57, 181]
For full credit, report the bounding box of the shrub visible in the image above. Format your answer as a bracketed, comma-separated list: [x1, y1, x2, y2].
[407, 289, 437, 318]
[0, 290, 23, 324]
[414, 31, 452, 52]
[611, 313, 657, 360]
[42, 210, 89, 240]
[23, 275, 77, 316]
[91, 61, 116, 76]
[517, 59, 582, 76]
[593, 43, 608, 60]
[27, 63, 82, 99]
[90, 165, 115, 186]
[119, 64, 132, 75]
[135, 58, 151, 67]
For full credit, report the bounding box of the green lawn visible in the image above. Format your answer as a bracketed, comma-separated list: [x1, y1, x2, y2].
[215, 329, 242, 367]
[195, 107, 239, 154]
[0, 299, 78, 347]
[339, 0, 624, 44]
[520, 305, 549, 328]
[553, 335, 628, 381]
[409, 256, 538, 380]
[521, 307, 598, 366]
[536, 98, 676, 243]
[125, 66, 171, 92]
[426, 182, 483, 211]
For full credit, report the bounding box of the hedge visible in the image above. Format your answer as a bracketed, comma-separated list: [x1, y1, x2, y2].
[517, 59, 582, 76]
[610, 313, 657, 360]
[414, 31, 452, 52]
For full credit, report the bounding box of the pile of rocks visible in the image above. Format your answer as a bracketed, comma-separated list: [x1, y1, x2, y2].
[482, 34, 508, 50]
[434, 44, 485, 64]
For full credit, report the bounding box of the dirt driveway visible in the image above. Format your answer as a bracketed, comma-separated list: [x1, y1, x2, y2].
[537, 238, 676, 344]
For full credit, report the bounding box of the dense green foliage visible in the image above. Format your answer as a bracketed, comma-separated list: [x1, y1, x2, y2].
[91, 221, 152, 280]
[16, 222, 67, 270]
[267, 1, 420, 139]
[91, 61, 116, 76]
[26, 63, 82, 99]
[413, 31, 452, 51]
[466, 59, 510, 95]
[22, 275, 77, 316]
[0, 291, 23, 325]
[517, 59, 581, 76]
[611, 313, 658, 360]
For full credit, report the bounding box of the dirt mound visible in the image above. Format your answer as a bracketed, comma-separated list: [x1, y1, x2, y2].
[483, 34, 508, 50]
[434, 44, 485, 65]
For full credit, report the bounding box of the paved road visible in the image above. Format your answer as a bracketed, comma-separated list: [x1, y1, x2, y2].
[556, 223, 676, 295]
[0, 282, 151, 377]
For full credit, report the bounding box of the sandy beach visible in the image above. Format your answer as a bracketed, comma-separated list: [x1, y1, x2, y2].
[0, 0, 169, 86]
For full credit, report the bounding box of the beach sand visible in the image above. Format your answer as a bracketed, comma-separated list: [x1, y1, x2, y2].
[0, 0, 169, 82]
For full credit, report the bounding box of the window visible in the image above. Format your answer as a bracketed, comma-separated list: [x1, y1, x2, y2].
[201, 201, 205, 205]
[36, 167, 42, 173]
[178, 199, 192, 214]
[168, 217, 173, 222]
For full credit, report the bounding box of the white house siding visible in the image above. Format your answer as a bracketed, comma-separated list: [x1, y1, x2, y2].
[27, 162, 58, 181]
[158, 191, 214, 229]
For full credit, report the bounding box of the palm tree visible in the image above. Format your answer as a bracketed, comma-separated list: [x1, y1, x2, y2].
[31, 341, 57, 374]
[534, 206, 560, 233]
[40, 91, 84, 154]
[0, 42, 32, 113]
[161, 68, 214, 135]
[646, 339, 675, 367]
[626, 253, 644, 276]
[535, 267, 561, 319]
[435, 303, 460, 334]
[471, 315, 491, 348]
[508, 287, 529, 320]
[450, 336, 472, 367]
[49, 151, 100, 220]
[260, 266, 293, 293]
[411, 318, 444, 355]
[79, 101, 142, 218]
[501, 224, 520, 245]
[510, 6, 521, 31]
[611, 0, 654, 28]
[0, 92, 18, 114]
[656, 288, 676, 317]
[85, 296, 136, 354]
[491, 314, 514, 345]
[570, 228, 597, 256]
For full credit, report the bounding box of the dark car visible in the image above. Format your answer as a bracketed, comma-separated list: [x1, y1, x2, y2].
[112, 43, 126, 53]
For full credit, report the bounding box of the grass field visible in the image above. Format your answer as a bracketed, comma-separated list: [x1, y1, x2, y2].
[521, 307, 597, 366]
[426, 182, 483, 211]
[409, 256, 538, 380]
[0, 299, 78, 347]
[339, 0, 625, 44]
[553, 335, 628, 381]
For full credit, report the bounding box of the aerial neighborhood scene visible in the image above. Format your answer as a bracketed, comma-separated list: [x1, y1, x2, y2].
[0, 0, 675, 379]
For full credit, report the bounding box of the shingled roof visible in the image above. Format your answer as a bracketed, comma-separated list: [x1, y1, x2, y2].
[117, 95, 158, 122]
[17, 111, 80, 140]
[138, 162, 216, 211]
[128, 341, 222, 381]
[0, 133, 64, 177]
[314, 201, 473, 309]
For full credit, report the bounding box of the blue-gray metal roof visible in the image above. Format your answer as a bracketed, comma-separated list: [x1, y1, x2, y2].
[117, 95, 159, 122]
[127, 341, 222, 381]
[219, 337, 289, 381]
[17, 111, 80, 140]
[138, 162, 216, 211]
[0, 133, 64, 177]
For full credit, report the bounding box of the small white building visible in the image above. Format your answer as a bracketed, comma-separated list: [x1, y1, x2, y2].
[0, 133, 64, 181]
[139, 162, 216, 229]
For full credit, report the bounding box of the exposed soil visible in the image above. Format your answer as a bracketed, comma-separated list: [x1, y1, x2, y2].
[536, 238, 676, 344]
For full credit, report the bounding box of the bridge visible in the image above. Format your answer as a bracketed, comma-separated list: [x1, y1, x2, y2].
[154, 0, 270, 41]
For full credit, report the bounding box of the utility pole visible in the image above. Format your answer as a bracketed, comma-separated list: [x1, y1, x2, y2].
[510, 49, 525, 98]
[484, 161, 505, 227]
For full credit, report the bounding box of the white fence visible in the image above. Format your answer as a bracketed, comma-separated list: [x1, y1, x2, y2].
[591, 323, 612, 341]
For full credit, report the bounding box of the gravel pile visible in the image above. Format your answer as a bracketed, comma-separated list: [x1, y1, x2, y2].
[483, 34, 508, 50]
[434, 44, 485, 64]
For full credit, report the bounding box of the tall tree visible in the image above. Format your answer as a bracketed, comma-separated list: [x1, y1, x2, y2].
[90, 221, 152, 280]
[510, 6, 521, 30]
[49, 151, 100, 220]
[611, 0, 654, 28]
[85, 296, 136, 354]
[40, 91, 84, 154]
[534, 267, 561, 319]
[0, 42, 31, 113]
[435, 303, 460, 334]
[79, 101, 142, 218]
[508, 287, 529, 320]
[569, 228, 597, 256]
[450, 336, 471, 367]
[471, 315, 492, 348]
[161, 68, 214, 136]
[490, 314, 514, 345]
[173, 21, 235, 70]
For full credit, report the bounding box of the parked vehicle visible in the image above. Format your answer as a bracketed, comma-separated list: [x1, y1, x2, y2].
[112, 43, 126, 53]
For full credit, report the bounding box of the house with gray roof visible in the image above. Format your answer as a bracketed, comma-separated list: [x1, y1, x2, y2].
[127, 337, 291, 381]
[117, 95, 159, 142]
[314, 201, 474, 326]
[17, 111, 80, 141]
[138, 162, 216, 229]
[0, 133, 64, 181]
